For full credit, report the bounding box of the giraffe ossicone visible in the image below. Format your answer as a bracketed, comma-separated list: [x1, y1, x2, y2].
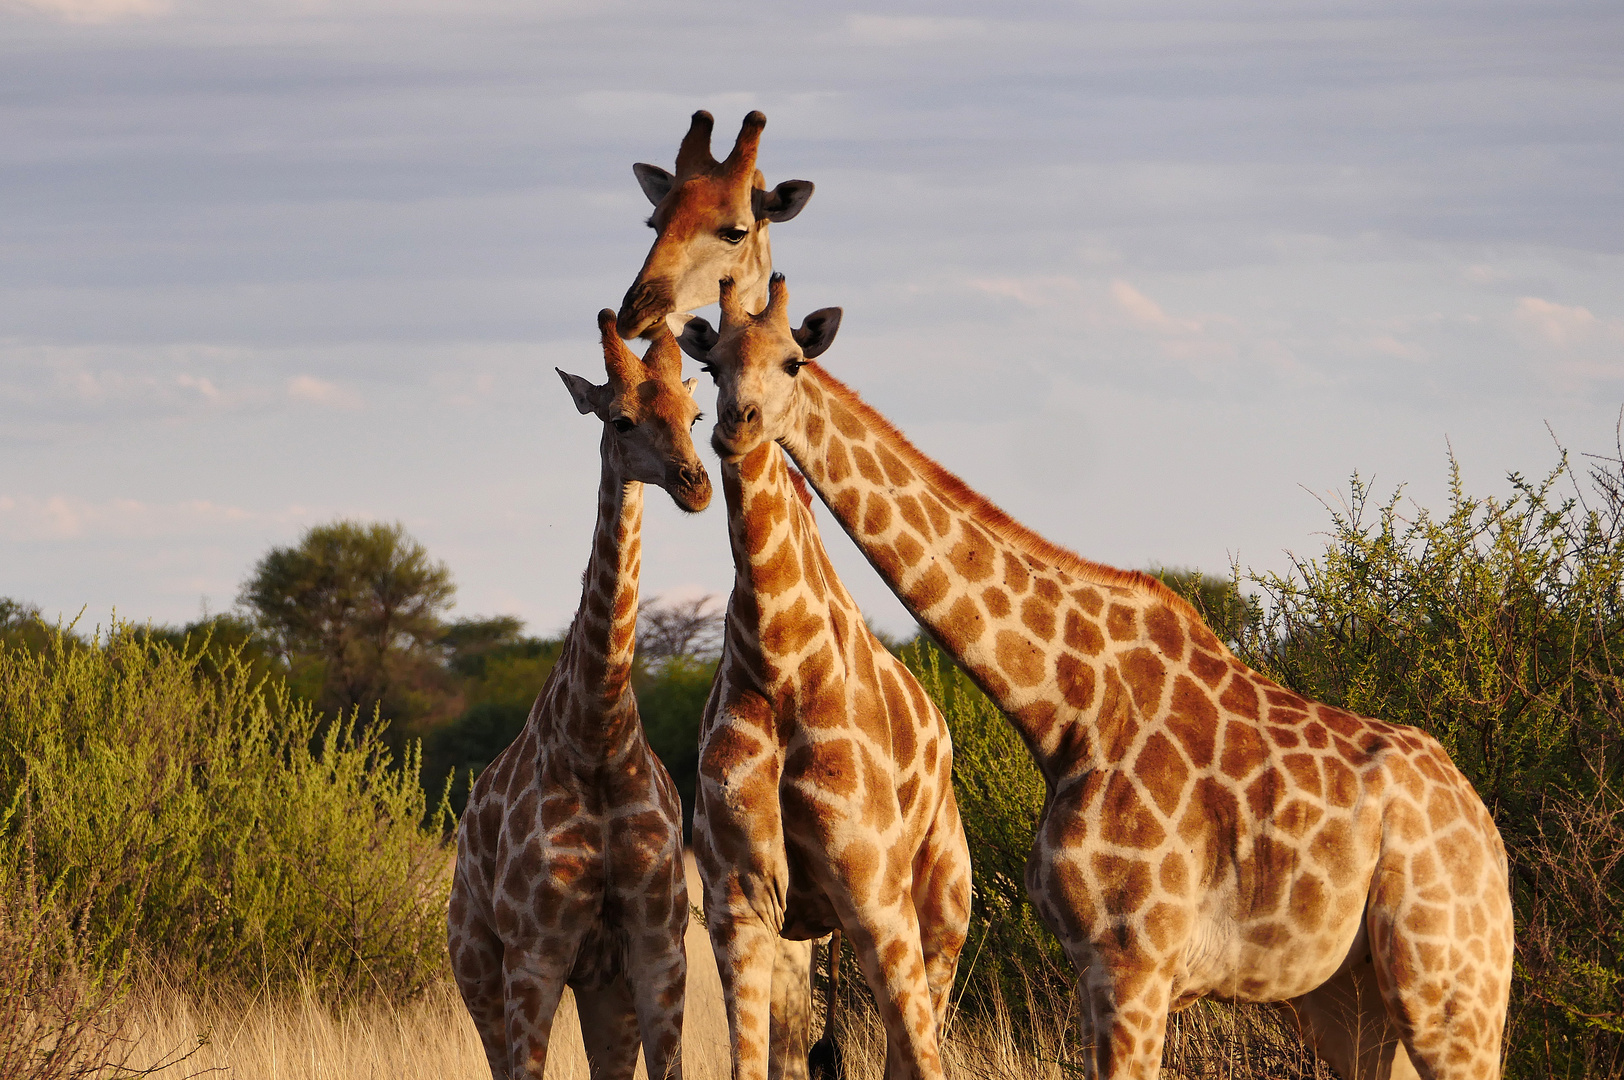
[679, 273, 1514, 1080]
[683, 275, 973, 1080]
[448, 312, 708, 1080]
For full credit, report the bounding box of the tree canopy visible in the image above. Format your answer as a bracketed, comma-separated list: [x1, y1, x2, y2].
[238, 520, 456, 732]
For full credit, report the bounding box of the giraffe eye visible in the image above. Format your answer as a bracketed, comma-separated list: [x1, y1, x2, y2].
[612, 418, 635, 433]
[783, 357, 807, 376]
[718, 227, 747, 245]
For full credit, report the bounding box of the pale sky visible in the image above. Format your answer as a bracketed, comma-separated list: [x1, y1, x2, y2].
[3, 1, 1622, 638]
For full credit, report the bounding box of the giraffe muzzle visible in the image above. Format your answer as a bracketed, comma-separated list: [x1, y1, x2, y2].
[666, 460, 713, 512]
[711, 404, 762, 460]
[616, 280, 671, 339]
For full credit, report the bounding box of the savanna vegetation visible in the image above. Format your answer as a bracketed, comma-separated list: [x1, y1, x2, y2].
[4, 429, 1623, 1077]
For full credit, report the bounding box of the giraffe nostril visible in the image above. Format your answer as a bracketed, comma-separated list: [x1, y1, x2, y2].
[740, 404, 759, 426]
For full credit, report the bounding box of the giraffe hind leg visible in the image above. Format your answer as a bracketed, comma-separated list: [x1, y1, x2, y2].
[1366, 839, 1513, 1080]
[628, 926, 688, 1080]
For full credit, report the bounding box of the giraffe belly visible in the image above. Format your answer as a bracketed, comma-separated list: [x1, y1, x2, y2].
[1179, 878, 1372, 1004]
[780, 878, 840, 940]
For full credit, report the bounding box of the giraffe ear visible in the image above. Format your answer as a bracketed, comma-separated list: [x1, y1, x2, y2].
[752, 179, 814, 223]
[676, 317, 720, 365]
[557, 368, 609, 416]
[683, 377, 699, 397]
[633, 163, 675, 207]
[792, 307, 842, 359]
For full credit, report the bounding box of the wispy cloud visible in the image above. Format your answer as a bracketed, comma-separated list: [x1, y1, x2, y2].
[0, 495, 259, 541]
[846, 14, 991, 45]
[1109, 280, 1202, 335]
[287, 375, 362, 410]
[1515, 297, 1624, 349]
[4, 0, 170, 23]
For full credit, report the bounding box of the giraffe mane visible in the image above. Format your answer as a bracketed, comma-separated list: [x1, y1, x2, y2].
[784, 461, 815, 509]
[804, 363, 1204, 621]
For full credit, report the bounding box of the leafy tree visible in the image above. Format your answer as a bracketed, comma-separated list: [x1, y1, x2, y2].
[0, 598, 58, 656]
[426, 621, 566, 815]
[636, 594, 724, 668]
[238, 520, 456, 743]
[440, 615, 527, 677]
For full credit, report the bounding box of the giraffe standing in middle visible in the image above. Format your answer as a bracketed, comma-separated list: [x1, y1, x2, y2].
[686, 278, 972, 1080]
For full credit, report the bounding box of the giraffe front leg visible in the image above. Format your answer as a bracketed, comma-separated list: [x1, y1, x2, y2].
[502, 947, 575, 1079]
[449, 881, 508, 1078]
[768, 936, 814, 1080]
[835, 898, 946, 1080]
[629, 923, 689, 1080]
[708, 908, 786, 1080]
[913, 796, 972, 1035]
[1072, 944, 1174, 1080]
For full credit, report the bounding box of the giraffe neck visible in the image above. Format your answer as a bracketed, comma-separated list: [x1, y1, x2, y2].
[719, 438, 844, 693]
[547, 430, 646, 762]
[779, 365, 1207, 785]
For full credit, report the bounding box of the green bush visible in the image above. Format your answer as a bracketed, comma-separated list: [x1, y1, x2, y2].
[1234, 451, 1624, 1078]
[0, 620, 452, 1001]
[425, 632, 564, 815]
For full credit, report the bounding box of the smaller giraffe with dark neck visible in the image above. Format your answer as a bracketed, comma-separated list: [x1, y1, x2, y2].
[448, 312, 710, 1080]
[679, 278, 972, 1080]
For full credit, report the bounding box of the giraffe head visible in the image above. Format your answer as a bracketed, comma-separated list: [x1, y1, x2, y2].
[558, 309, 713, 512]
[673, 274, 841, 462]
[616, 110, 815, 340]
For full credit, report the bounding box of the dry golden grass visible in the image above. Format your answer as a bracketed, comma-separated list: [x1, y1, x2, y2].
[114, 908, 733, 1080]
[111, 917, 1092, 1080]
[108, 857, 1316, 1080]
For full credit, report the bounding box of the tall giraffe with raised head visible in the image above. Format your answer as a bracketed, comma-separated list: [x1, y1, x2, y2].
[617, 109, 814, 340]
[448, 312, 710, 1080]
[677, 275, 1513, 1080]
[623, 108, 826, 1079]
[682, 277, 972, 1080]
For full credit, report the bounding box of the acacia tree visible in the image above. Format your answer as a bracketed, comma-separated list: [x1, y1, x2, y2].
[636, 593, 724, 668]
[239, 520, 456, 732]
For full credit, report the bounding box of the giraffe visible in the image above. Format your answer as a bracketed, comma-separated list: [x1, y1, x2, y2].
[621, 107, 828, 1079]
[617, 109, 814, 340]
[675, 274, 1515, 1080]
[684, 277, 973, 1080]
[448, 310, 710, 1080]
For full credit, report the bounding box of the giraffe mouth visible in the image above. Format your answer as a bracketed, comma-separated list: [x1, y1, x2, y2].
[667, 471, 713, 513]
[616, 280, 672, 340]
[710, 423, 759, 462]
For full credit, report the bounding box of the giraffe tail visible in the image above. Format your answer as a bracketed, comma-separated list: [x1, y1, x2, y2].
[807, 930, 846, 1080]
